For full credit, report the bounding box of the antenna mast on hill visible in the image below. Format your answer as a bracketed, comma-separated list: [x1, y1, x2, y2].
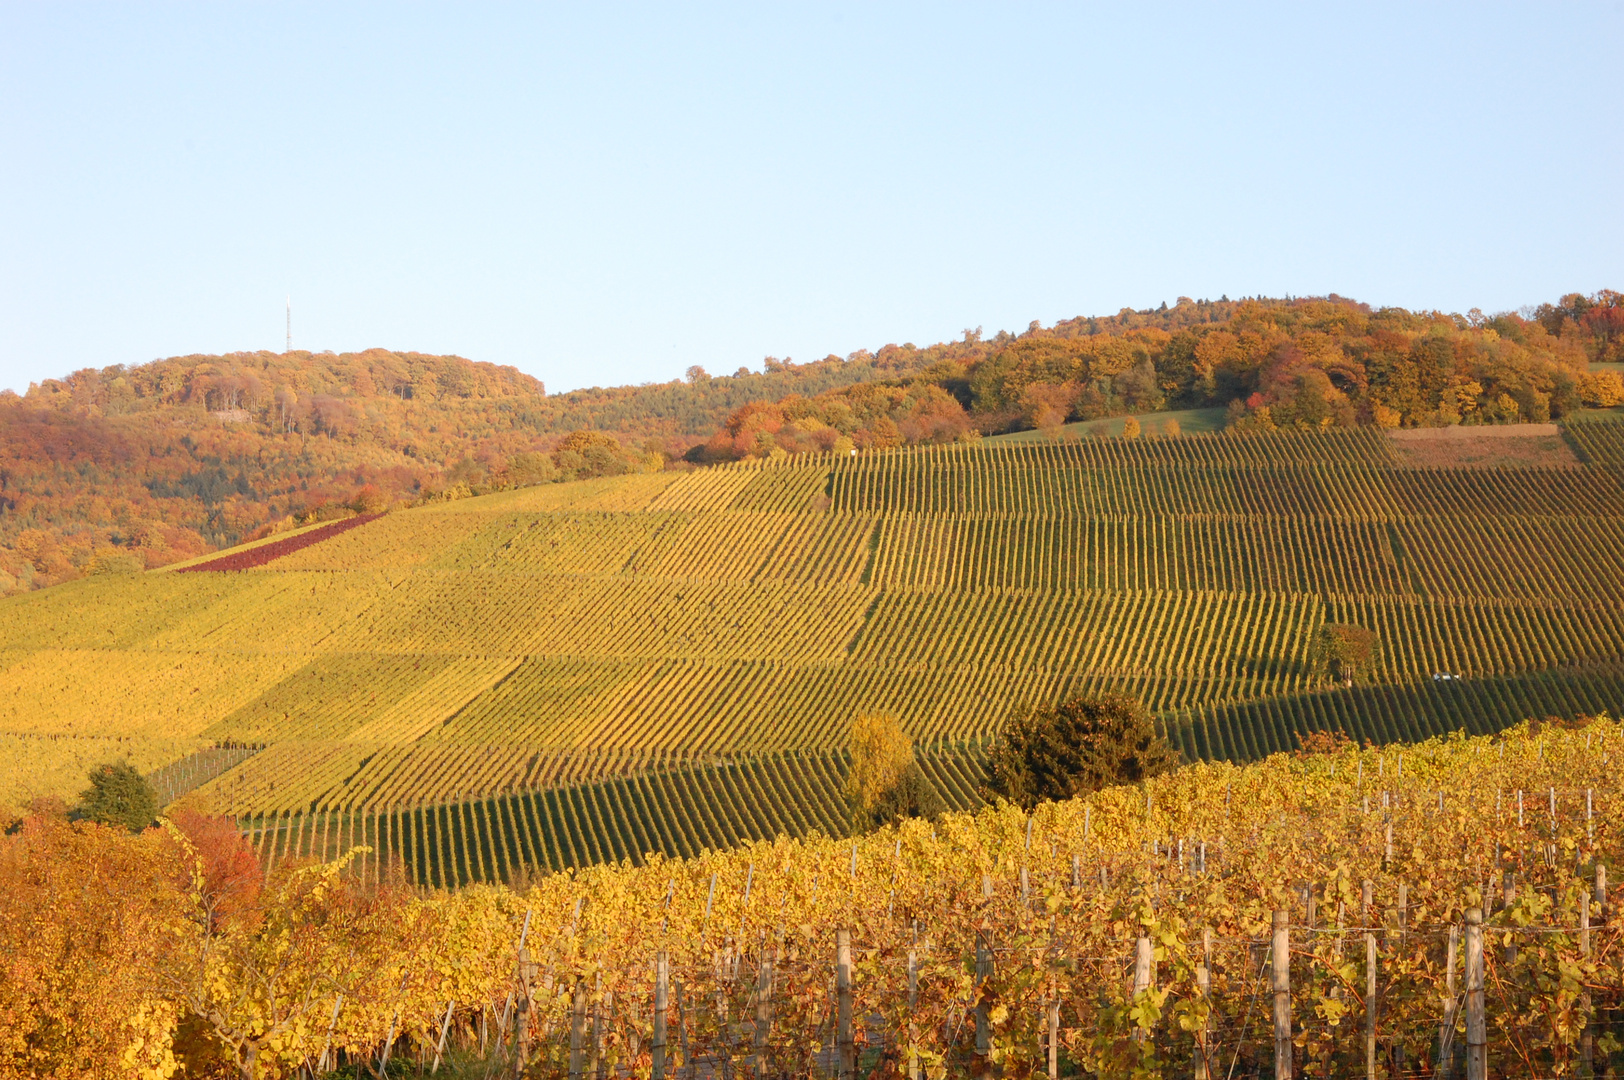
[285, 297, 292, 353]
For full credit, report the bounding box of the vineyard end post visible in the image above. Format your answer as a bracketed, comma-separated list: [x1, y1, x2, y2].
[1272, 909, 1292, 1080]
[1581, 892, 1594, 1077]
[836, 927, 855, 1079]
[567, 978, 586, 1080]
[1194, 928, 1212, 1080]
[591, 972, 605, 1080]
[754, 939, 772, 1079]
[1502, 870, 1518, 965]
[1132, 928, 1153, 1045]
[652, 951, 669, 1080]
[907, 945, 920, 1080]
[1365, 930, 1377, 1080]
[431, 998, 454, 1075]
[1465, 908, 1485, 1080]
[1439, 926, 1458, 1077]
[975, 932, 993, 1058]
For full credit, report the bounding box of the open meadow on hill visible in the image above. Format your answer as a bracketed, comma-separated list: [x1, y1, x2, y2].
[5, 420, 1624, 883]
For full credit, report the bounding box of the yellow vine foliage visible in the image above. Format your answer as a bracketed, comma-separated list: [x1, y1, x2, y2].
[4, 718, 1623, 1076]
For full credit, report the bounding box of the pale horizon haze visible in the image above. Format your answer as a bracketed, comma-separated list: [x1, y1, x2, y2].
[1, 2, 1620, 395]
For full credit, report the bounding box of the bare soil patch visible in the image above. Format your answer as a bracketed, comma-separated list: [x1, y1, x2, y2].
[1387, 424, 1580, 468]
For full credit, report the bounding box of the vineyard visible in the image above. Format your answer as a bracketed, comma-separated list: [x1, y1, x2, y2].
[25, 720, 1624, 1079]
[3, 423, 1624, 875]
[417, 721, 1624, 1080]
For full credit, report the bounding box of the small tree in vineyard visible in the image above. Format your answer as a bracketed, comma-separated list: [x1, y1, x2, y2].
[984, 692, 1180, 810]
[1311, 623, 1380, 686]
[845, 713, 942, 834]
[75, 761, 160, 832]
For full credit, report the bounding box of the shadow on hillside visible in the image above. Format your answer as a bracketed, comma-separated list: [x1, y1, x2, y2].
[1164, 664, 1624, 763]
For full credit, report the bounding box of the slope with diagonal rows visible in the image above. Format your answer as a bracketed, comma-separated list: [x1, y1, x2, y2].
[4, 423, 1624, 881]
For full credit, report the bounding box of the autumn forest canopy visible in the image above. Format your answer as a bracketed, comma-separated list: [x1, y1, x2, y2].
[1, 289, 1619, 593]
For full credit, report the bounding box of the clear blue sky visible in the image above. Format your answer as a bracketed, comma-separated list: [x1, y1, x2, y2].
[2, 3, 1620, 395]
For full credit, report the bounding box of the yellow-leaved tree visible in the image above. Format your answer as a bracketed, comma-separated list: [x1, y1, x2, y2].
[845, 713, 942, 834]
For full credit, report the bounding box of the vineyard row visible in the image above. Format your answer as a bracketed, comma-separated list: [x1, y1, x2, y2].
[198, 723, 1624, 1080]
[239, 747, 989, 887]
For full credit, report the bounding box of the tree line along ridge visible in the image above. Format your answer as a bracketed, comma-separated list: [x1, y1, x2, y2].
[2, 290, 1619, 595]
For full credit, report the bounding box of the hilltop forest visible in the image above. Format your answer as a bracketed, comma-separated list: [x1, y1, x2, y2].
[1, 290, 1619, 593]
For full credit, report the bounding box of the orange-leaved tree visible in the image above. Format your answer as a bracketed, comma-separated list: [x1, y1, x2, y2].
[0, 812, 187, 1080]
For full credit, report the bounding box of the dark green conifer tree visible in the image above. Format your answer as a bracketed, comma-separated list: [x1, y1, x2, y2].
[984, 693, 1179, 810]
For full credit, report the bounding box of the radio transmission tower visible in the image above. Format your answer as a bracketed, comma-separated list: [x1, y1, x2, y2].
[285, 297, 292, 353]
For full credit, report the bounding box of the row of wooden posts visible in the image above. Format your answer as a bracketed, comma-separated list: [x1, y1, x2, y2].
[492, 904, 1577, 1080]
[473, 830, 1610, 1079]
[549, 855, 1608, 1080]
[485, 915, 1491, 1080]
[311, 862, 1610, 1079]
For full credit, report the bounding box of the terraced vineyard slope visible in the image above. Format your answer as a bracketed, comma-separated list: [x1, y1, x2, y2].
[5, 422, 1624, 880]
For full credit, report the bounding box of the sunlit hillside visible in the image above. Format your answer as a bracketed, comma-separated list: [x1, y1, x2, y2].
[5, 419, 1624, 881]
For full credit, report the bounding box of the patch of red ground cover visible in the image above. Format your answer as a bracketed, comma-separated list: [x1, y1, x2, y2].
[177, 514, 381, 572]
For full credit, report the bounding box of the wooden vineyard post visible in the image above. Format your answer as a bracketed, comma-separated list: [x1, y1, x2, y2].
[591, 971, 605, 1080]
[652, 951, 669, 1080]
[494, 993, 512, 1064]
[1392, 882, 1408, 1077]
[1272, 909, 1292, 1080]
[431, 999, 455, 1075]
[514, 996, 531, 1076]
[1580, 891, 1593, 1078]
[1044, 888, 1058, 1080]
[1131, 930, 1153, 1046]
[754, 938, 773, 1079]
[1502, 869, 1518, 965]
[513, 916, 536, 1078]
[1438, 925, 1458, 1078]
[1046, 992, 1059, 1080]
[316, 994, 344, 1074]
[677, 979, 692, 1080]
[907, 941, 920, 1080]
[1194, 928, 1212, 1080]
[975, 933, 992, 1060]
[836, 928, 855, 1079]
[379, 988, 403, 1077]
[1465, 908, 1485, 1080]
[1365, 930, 1377, 1080]
[567, 978, 586, 1080]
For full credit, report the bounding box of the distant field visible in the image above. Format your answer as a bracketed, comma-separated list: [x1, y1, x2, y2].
[6, 421, 1624, 882]
[1388, 424, 1580, 468]
[987, 406, 1227, 442]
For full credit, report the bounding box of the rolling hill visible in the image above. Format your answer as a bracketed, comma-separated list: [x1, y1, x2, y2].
[6, 290, 1619, 602]
[6, 415, 1624, 883]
